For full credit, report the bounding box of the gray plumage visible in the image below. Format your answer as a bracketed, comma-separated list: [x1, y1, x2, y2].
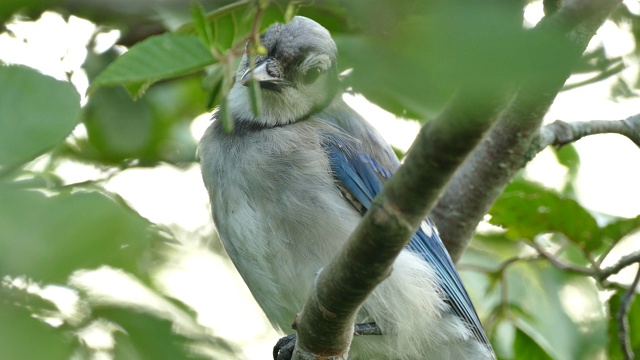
[199, 16, 495, 359]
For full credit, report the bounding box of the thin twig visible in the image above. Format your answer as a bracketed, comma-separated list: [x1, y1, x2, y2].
[616, 267, 640, 360]
[601, 251, 640, 280]
[527, 242, 595, 276]
[561, 61, 625, 91]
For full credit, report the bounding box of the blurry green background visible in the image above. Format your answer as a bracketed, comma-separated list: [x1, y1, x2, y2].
[1, 0, 639, 359]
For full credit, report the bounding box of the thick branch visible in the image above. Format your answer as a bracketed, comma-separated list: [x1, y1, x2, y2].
[291, 90, 502, 359]
[431, 0, 622, 263]
[537, 114, 640, 149]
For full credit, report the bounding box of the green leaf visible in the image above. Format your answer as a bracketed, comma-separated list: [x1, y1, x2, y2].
[247, 77, 263, 116]
[607, 292, 640, 359]
[0, 299, 74, 360]
[551, 144, 580, 194]
[489, 180, 601, 251]
[219, 95, 233, 133]
[92, 34, 216, 94]
[83, 87, 155, 162]
[203, 64, 226, 109]
[177, 0, 252, 35]
[0, 65, 80, 168]
[602, 215, 640, 247]
[176, 0, 289, 42]
[0, 186, 153, 282]
[513, 327, 554, 360]
[177, 1, 287, 52]
[97, 307, 213, 360]
[190, 1, 214, 48]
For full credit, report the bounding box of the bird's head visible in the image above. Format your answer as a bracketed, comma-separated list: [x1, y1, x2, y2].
[228, 16, 339, 127]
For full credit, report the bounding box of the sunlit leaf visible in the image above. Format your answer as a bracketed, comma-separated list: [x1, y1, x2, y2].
[489, 180, 600, 251]
[0, 299, 74, 360]
[0, 65, 80, 168]
[92, 34, 216, 94]
[336, 1, 572, 120]
[97, 307, 221, 360]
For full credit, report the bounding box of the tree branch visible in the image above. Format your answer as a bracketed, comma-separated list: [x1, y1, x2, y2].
[601, 251, 640, 280]
[431, 0, 623, 263]
[537, 114, 640, 149]
[291, 89, 503, 359]
[616, 266, 640, 360]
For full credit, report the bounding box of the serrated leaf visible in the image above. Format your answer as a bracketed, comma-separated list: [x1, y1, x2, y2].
[92, 34, 216, 92]
[0, 65, 80, 168]
[490, 180, 601, 251]
[0, 187, 153, 282]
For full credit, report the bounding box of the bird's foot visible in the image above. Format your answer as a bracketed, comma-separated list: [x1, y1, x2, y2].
[273, 333, 296, 360]
[272, 322, 380, 359]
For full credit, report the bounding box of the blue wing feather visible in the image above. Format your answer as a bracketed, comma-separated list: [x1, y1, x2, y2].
[323, 140, 490, 347]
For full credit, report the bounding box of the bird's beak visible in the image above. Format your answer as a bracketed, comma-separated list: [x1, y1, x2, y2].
[241, 61, 278, 87]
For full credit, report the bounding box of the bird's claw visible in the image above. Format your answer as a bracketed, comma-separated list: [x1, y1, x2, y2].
[273, 333, 296, 360]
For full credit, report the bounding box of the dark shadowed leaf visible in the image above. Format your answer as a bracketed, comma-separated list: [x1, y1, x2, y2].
[607, 291, 640, 359]
[0, 65, 80, 168]
[513, 327, 554, 360]
[0, 186, 152, 282]
[83, 86, 155, 162]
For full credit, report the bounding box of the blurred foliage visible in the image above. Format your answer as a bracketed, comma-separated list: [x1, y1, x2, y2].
[1, 0, 639, 359]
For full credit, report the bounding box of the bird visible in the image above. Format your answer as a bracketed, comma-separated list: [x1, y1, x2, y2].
[198, 15, 496, 360]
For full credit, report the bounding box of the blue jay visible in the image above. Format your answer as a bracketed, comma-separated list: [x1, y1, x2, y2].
[199, 16, 495, 360]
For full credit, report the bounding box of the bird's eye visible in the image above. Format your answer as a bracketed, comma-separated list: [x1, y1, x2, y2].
[302, 66, 322, 84]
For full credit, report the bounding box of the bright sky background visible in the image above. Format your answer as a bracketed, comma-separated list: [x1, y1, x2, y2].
[2, 1, 640, 358]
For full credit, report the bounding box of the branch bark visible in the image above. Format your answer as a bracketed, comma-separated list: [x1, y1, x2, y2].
[291, 89, 503, 359]
[616, 267, 640, 360]
[431, 0, 623, 263]
[537, 114, 640, 149]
